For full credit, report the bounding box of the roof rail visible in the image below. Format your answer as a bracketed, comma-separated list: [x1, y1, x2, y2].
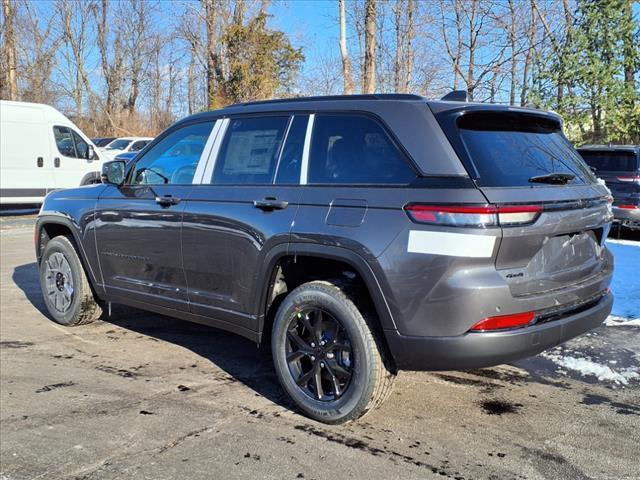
[231, 93, 424, 107]
[440, 90, 468, 102]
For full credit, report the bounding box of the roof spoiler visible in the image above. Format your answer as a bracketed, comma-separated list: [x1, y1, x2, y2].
[440, 90, 468, 102]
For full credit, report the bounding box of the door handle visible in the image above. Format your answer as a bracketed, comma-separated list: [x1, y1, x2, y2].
[37, 157, 43, 167]
[155, 195, 181, 207]
[54, 157, 60, 168]
[254, 197, 288, 211]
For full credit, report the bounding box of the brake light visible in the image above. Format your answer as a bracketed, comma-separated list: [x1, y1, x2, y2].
[616, 175, 640, 183]
[469, 311, 535, 332]
[404, 204, 542, 227]
[618, 204, 639, 210]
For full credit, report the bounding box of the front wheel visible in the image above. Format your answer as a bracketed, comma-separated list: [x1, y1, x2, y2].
[271, 280, 395, 424]
[39, 235, 102, 326]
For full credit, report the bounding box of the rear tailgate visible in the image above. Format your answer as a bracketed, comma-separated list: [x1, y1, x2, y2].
[433, 107, 613, 298]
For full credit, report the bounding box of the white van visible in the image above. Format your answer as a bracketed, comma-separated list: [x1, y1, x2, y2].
[0, 101, 104, 205]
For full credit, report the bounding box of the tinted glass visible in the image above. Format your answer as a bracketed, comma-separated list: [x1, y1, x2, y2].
[578, 151, 639, 172]
[53, 126, 76, 157]
[130, 140, 150, 152]
[308, 114, 415, 184]
[71, 130, 89, 158]
[456, 113, 596, 187]
[212, 116, 289, 184]
[106, 139, 131, 150]
[275, 115, 308, 184]
[131, 122, 214, 185]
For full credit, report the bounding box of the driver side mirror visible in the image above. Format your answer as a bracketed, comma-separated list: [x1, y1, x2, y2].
[101, 160, 126, 185]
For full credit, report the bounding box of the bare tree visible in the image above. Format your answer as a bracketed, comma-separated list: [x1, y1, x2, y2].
[56, 0, 95, 115]
[94, 0, 125, 130]
[202, 0, 223, 108]
[520, 0, 537, 106]
[123, 0, 152, 115]
[363, 0, 376, 93]
[393, 0, 415, 93]
[338, 0, 353, 94]
[2, 0, 18, 100]
[507, 0, 518, 105]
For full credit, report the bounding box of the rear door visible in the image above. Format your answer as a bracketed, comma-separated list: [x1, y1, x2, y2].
[435, 109, 613, 296]
[0, 105, 52, 202]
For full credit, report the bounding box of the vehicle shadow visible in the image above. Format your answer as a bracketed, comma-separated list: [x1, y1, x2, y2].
[12, 262, 293, 412]
[13, 262, 48, 315]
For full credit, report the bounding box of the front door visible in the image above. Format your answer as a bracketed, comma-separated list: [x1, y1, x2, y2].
[182, 114, 309, 331]
[95, 120, 216, 310]
[52, 125, 98, 187]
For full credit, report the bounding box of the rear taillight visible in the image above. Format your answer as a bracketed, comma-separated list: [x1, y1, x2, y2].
[616, 175, 640, 183]
[404, 204, 542, 227]
[618, 204, 639, 210]
[469, 311, 535, 332]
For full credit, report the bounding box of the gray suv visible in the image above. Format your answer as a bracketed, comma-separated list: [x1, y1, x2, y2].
[36, 94, 614, 423]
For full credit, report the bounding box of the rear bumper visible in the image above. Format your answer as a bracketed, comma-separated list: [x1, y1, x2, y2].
[386, 291, 613, 371]
[612, 206, 640, 227]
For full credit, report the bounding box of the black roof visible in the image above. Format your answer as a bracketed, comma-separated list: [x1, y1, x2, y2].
[178, 93, 560, 126]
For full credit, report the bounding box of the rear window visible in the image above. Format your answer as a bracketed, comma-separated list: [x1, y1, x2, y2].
[578, 151, 638, 172]
[454, 113, 596, 187]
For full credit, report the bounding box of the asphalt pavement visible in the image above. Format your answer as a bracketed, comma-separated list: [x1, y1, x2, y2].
[1, 216, 638, 480]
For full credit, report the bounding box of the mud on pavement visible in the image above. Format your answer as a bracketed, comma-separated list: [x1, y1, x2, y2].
[1, 218, 639, 480]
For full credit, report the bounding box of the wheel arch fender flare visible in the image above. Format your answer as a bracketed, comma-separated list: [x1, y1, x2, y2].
[255, 242, 399, 336]
[35, 214, 103, 296]
[80, 171, 101, 186]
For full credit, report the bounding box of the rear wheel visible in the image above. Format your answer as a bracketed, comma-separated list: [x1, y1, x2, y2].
[40, 235, 102, 326]
[271, 280, 395, 424]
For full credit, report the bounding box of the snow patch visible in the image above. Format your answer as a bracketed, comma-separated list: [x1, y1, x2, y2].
[542, 352, 640, 385]
[605, 315, 640, 327]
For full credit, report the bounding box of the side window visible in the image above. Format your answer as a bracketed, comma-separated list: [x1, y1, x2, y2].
[212, 116, 289, 185]
[130, 122, 214, 185]
[275, 115, 308, 184]
[71, 130, 89, 159]
[130, 140, 149, 152]
[53, 126, 77, 158]
[308, 114, 415, 185]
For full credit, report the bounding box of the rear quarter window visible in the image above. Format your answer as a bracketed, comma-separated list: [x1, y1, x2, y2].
[308, 114, 415, 185]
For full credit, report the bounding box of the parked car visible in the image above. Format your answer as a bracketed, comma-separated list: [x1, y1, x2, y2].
[0, 100, 104, 205]
[91, 137, 117, 148]
[99, 137, 153, 160]
[577, 145, 639, 230]
[36, 94, 614, 423]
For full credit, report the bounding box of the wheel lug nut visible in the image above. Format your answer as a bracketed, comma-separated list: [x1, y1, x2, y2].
[310, 342, 315, 348]
[326, 352, 334, 359]
[320, 362, 325, 368]
[310, 355, 315, 361]
[320, 340, 325, 346]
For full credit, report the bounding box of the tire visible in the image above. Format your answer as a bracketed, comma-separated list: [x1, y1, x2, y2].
[271, 280, 395, 424]
[39, 235, 102, 326]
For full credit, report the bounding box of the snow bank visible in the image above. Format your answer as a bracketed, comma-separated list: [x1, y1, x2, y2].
[605, 315, 640, 327]
[542, 352, 640, 385]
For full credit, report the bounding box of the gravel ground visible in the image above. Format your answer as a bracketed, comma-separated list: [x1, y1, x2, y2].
[1, 217, 638, 480]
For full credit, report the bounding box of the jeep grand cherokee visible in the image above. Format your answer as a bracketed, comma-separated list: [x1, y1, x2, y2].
[36, 94, 614, 423]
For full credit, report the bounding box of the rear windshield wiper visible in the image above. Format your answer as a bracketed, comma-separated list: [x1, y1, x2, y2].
[528, 172, 576, 185]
